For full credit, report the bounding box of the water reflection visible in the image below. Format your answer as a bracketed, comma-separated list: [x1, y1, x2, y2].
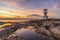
[8, 28, 54, 40]
[0, 23, 11, 28]
[0, 22, 55, 40]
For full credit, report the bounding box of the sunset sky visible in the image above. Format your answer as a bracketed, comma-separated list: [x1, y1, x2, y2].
[0, 0, 60, 19]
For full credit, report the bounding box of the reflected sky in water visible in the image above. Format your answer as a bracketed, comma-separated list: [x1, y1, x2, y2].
[0, 22, 54, 40]
[14, 28, 54, 40]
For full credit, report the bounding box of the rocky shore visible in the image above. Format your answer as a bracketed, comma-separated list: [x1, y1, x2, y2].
[0, 21, 60, 40]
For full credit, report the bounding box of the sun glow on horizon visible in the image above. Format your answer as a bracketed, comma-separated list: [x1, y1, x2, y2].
[0, 10, 27, 18]
[0, 0, 60, 19]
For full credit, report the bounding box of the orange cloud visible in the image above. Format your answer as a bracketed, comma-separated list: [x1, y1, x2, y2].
[0, 7, 56, 19]
[0, 0, 57, 19]
[0, 9, 27, 18]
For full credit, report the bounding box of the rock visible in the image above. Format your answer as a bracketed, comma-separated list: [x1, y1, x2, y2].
[49, 26, 60, 40]
[35, 25, 60, 40]
[0, 23, 21, 39]
[8, 34, 24, 40]
[35, 26, 52, 37]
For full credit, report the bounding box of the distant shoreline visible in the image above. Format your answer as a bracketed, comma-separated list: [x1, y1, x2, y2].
[0, 20, 29, 22]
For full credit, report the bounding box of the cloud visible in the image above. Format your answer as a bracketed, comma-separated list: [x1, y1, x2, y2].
[0, 0, 28, 18]
[28, 14, 42, 17]
[21, 9, 56, 19]
[52, 3, 58, 10]
[0, 0, 58, 18]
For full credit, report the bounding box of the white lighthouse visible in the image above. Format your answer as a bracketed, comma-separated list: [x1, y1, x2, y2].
[43, 9, 48, 20]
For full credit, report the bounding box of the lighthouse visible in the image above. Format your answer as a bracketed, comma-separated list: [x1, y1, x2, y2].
[43, 9, 48, 20]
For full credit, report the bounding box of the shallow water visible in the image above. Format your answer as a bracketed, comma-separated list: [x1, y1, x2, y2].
[0, 22, 54, 40]
[10, 28, 54, 40]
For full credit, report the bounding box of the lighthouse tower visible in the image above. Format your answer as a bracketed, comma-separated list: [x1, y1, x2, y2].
[43, 9, 48, 20]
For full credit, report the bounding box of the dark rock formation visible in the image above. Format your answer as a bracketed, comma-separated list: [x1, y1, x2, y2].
[0, 23, 21, 39]
[35, 25, 60, 40]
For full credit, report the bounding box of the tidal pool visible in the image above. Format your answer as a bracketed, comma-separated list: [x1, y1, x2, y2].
[8, 28, 54, 40]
